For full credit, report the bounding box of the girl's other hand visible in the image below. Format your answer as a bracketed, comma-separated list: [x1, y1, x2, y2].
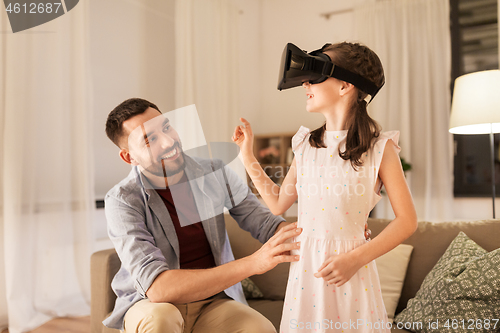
[313, 252, 362, 287]
[232, 117, 254, 159]
[365, 223, 371, 240]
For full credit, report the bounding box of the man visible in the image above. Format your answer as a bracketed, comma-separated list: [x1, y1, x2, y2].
[103, 98, 302, 333]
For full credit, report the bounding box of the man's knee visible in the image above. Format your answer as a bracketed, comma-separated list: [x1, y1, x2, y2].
[145, 303, 183, 330]
[124, 301, 184, 333]
[219, 301, 276, 333]
[238, 313, 276, 333]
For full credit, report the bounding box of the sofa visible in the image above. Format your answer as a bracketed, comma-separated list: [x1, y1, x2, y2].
[91, 215, 500, 333]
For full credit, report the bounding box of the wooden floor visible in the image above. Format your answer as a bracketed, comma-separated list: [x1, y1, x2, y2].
[1, 316, 90, 333]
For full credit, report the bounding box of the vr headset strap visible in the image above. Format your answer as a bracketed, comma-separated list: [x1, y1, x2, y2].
[329, 65, 382, 99]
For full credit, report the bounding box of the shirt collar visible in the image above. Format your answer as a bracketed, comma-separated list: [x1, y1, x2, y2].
[136, 154, 206, 200]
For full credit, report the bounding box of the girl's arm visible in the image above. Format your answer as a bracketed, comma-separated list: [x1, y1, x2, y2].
[314, 140, 417, 286]
[353, 139, 418, 262]
[232, 118, 298, 215]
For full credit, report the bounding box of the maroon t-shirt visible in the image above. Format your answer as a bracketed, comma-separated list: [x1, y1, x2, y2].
[155, 173, 216, 269]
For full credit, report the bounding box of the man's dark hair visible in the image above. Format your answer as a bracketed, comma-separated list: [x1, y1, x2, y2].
[105, 98, 161, 148]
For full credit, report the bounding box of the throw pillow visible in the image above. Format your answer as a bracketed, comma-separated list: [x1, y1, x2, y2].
[241, 277, 264, 299]
[395, 231, 500, 333]
[375, 244, 414, 321]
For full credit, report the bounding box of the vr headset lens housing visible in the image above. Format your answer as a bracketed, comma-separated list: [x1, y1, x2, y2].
[277, 43, 383, 102]
[278, 43, 331, 90]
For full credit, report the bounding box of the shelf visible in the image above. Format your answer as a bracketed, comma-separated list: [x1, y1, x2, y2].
[247, 132, 295, 195]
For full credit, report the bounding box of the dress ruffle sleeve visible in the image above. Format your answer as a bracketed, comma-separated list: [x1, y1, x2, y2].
[372, 131, 401, 194]
[291, 126, 310, 155]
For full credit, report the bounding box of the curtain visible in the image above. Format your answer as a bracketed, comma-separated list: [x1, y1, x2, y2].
[354, 0, 454, 222]
[175, 0, 244, 178]
[175, 0, 240, 145]
[0, 2, 94, 332]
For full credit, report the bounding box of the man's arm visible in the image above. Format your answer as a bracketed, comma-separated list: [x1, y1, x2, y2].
[106, 191, 303, 305]
[105, 195, 170, 298]
[146, 222, 302, 303]
[274, 221, 291, 235]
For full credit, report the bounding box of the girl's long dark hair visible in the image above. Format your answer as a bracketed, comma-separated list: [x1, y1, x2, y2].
[308, 42, 385, 169]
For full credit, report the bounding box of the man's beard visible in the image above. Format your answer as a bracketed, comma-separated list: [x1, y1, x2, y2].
[143, 143, 186, 178]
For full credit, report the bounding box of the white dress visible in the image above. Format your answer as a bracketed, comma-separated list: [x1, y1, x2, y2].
[280, 126, 400, 333]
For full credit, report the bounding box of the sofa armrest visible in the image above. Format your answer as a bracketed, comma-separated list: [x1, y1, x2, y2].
[91, 249, 120, 333]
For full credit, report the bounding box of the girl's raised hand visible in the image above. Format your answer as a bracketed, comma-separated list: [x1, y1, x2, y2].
[232, 117, 254, 159]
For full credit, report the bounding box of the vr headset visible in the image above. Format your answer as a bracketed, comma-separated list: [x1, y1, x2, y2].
[278, 43, 383, 102]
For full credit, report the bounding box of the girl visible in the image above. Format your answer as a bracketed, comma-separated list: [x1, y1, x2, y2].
[232, 42, 417, 333]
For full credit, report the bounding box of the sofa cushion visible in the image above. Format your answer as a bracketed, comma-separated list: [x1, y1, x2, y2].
[375, 244, 413, 320]
[241, 277, 264, 299]
[394, 231, 500, 332]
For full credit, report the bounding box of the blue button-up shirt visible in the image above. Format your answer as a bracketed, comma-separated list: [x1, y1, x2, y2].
[103, 156, 284, 330]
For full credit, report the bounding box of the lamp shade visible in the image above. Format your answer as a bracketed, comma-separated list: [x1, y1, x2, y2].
[449, 70, 500, 134]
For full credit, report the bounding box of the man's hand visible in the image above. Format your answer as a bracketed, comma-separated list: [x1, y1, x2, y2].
[146, 222, 301, 304]
[246, 222, 302, 275]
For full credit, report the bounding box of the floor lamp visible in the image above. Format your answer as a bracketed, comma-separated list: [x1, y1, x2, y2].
[449, 70, 500, 219]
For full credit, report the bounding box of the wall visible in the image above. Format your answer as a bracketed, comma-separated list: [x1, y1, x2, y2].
[89, 1, 374, 201]
[91, 0, 259, 199]
[0, 217, 6, 330]
[90, 0, 176, 200]
[236, 0, 261, 127]
[255, 0, 371, 135]
[92, 0, 260, 245]
[90, 0, 175, 246]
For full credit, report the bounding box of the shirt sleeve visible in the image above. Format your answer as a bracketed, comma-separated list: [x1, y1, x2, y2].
[105, 194, 169, 298]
